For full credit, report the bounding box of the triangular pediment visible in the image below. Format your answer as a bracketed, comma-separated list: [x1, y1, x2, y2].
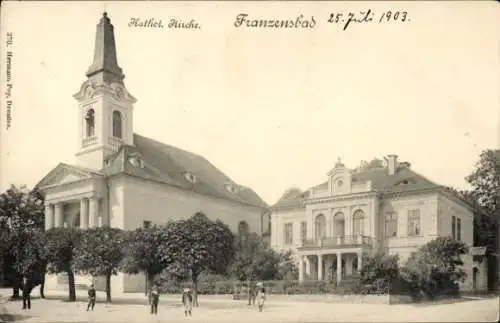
[36, 163, 102, 189]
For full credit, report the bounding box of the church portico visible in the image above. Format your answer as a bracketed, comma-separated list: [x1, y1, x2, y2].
[44, 195, 107, 230]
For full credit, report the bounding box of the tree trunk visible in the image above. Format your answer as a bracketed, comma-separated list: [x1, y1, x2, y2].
[67, 270, 76, 302]
[105, 272, 112, 303]
[39, 280, 45, 299]
[146, 272, 154, 305]
[192, 274, 199, 307]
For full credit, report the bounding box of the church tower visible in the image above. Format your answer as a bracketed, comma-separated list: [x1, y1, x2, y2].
[74, 12, 136, 170]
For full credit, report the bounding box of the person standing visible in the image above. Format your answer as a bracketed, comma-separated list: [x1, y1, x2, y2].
[21, 276, 31, 310]
[150, 285, 160, 315]
[256, 282, 266, 312]
[87, 284, 96, 311]
[181, 288, 193, 316]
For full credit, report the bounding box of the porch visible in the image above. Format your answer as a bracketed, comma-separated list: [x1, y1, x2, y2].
[297, 235, 374, 284]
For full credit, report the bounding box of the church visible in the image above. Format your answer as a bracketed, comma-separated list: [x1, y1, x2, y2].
[35, 12, 269, 293]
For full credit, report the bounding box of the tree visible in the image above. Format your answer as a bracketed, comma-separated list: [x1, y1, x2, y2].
[401, 236, 468, 299]
[121, 225, 173, 303]
[165, 214, 235, 306]
[230, 233, 297, 281]
[44, 228, 80, 301]
[354, 158, 385, 172]
[14, 229, 47, 298]
[0, 185, 45, 299]
[463, 149, 500, 290]
[73, 227, 124, 302]
[276, 250, 299, 280]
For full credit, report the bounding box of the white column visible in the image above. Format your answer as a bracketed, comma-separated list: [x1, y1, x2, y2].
[44, 204, 54, 230]
[88, 197, 99, 228]
[318, 254, 323, 281]
[357, 252, 362, 272]
[80, 198, 89, 229]
[336, 253, 342, 285]
[299, 256, 304, 281]
[54, 203, 64, 228]
[305, 256, 311, 279]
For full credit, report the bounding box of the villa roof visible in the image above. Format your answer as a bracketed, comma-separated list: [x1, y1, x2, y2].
[272, 165, 441, 209]
[104, 133, 268, 209]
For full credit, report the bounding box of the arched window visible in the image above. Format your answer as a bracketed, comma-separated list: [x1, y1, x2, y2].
[112, 110, 122, 139]
[334, 212, 345, 237]
[85, 109, 95, 137]
[353, 210, 365, 236]
[315, 214, 326, 240]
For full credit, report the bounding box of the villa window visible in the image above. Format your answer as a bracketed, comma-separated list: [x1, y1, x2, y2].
[300, 221, 307, 241]
[352, 210, 365, 236]
[85, 109, 95, 137]
[385, 212, 398, 238]
[407, 209, 421, 236]
[112, 110, 122, 139]
[334, 212, 345, 236]
[457, 218, 461, 241]
[315, 214, 326, 240]
[283, 223, 293, 245]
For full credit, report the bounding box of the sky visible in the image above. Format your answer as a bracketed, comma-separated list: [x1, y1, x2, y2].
[0, 1, 498, 206]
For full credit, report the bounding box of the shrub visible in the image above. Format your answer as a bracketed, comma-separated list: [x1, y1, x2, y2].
[400, 236, 468, 300]
[359, 252, 399, 295]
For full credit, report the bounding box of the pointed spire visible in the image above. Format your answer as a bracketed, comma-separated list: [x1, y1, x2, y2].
[86, 12, 125, 84]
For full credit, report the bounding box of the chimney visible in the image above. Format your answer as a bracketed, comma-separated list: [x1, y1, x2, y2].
[387, 154, 398, 175]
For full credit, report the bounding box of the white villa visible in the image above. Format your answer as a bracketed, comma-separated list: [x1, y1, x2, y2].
[270, 156, 489, 292]
[35, 13, 268, 293]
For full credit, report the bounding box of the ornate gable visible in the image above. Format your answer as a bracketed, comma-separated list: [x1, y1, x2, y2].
[36, 163, 102, 189]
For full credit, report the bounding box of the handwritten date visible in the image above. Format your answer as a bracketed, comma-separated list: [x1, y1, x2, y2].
[328, 9, 409, 31]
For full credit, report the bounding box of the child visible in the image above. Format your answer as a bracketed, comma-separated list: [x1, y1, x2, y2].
[182, 288, 193, 316]
[256, 282, 266, 312]
[87, 284, 96, 311]
[150, 285, 160, 315]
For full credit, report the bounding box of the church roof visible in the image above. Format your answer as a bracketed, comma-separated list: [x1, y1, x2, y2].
[104, 133, 268, 209]
[272, 165, 441, 209]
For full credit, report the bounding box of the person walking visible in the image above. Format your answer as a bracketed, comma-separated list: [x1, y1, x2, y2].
[21, 276, 31, 310]
[256, 282, 266, 312]
[248, 282, 256, 306]
[150, 285, 160, 315]
[182, 288, 193, 316]
[87, 284, 96, 311]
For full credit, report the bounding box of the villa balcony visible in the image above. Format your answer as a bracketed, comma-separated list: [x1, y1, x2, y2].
[299, 235, 374, 250]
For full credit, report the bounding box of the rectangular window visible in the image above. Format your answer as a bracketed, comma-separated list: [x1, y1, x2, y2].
[283, 223, 293, 245]
[451, 216, 456, 239]
[384, 212, 398, 238]
[300, 221, 307, 241]
[407, 210, 421, 236]
[457, 218, 461, 241]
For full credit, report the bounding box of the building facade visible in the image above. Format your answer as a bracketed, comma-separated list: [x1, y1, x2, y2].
[36, 13, 268, 293]
[270, 156, 487, 292]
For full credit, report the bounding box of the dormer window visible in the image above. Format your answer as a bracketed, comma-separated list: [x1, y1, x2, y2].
[128, 154, 145, 169]
[184, 172, 196, 184]
[226, 184, 238, 194]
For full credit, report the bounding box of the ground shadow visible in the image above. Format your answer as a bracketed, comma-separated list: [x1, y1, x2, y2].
[0, 313, 32, 322]
[411, 296, 493, 307]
